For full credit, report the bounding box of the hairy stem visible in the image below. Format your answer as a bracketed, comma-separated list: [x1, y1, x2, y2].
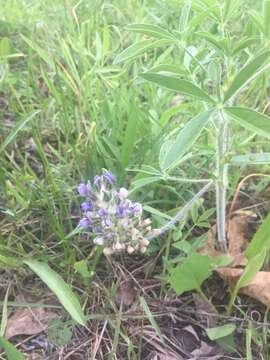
[216, 110, 229, 252]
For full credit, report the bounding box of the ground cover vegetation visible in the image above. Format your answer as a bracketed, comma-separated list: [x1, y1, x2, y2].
[1, 0, 270, 358]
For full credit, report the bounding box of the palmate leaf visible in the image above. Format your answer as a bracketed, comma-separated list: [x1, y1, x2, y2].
[224, 50, 270, 102]
[140, 72, 215, 103]
[24, 259, 86, 326]
[224, 106, 270, 138]
[159, 109, 213, 171]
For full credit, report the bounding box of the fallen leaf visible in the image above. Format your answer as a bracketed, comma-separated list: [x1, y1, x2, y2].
[115, 278, 138, 306]
[217, 268, 270, 307]
[5, 308, 57, 339]
[190, 341, 223, 359]
[193, 294, 217, 327]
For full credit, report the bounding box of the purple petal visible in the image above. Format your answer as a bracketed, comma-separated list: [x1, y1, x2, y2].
[77, 183, 90, 196]
[103, 171, 116, 183]
[79, 217, 90, 228]
[115, 205, 126, 218]
[81, 201, 93, 212]
[98, 208, 109, 217]
[93, 175, 102, 186]
[103, 217, 113, 227]
[130, 203, 143, 214]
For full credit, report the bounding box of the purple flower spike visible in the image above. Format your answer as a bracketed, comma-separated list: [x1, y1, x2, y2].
[77, 183, 90, 196]
[98, 208, 109, 217]
[81, 201, 93, 212]
[103, 171, 116, 184]
[79, 217, 90, 228]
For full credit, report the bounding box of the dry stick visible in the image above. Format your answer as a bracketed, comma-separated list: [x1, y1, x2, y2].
[227, 173, 270, 235]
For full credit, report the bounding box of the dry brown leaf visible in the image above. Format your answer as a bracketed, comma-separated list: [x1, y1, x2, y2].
[190, 341, 224, 359]
[193, 294, 217, 327]
[5, 307, 57, 339]
[115, 279, 138, 306]
[217, 268, 270, 307]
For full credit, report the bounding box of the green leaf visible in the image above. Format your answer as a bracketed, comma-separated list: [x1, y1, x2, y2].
[235, 249, 266, 291]
[207, 324, 236, 353]
[224, 107, 270, 138]
[249, 10, 265, 34]
[0, 337, 26, 360]
[228, 249, 266, 313]
[114, 39, 173, 64]
[47, 319, 73, 347]
[207, 324, 236, 341]
[24, 259, 86, 326]
[148, 64, 188, 76]
[196, 32, 229, 54]
[140, 72, 215, 103]
[126, 23, 174, 39]
[231, 38, 257, 56]
[160, 110, 212, 171]
[74, 260, 91, 279]
[0, 111, 40, 154]
[245, 211, 270, 259]
[0, 254, 20, 268]
[264, 0, 270, 36]
[224, 50, 270, 102]
[169, 253, 213, 294]
[0, 37, 11, 56]
[232, 153, 270, 165]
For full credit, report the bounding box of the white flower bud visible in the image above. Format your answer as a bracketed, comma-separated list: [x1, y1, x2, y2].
[119, 187, 129, 199]
[114, 242, 125, 251]
[127, 245, 135, 254]
[103, 247, 113, 255]
[140, 238, 150, 246]
[140, 246, 147, 253]
[93, 237, 104, 245]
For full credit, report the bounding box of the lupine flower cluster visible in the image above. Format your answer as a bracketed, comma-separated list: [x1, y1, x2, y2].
[77, 169, 157, 255]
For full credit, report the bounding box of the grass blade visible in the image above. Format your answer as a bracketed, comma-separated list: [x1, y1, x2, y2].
[0, 337, 26, 360]
[24, 259, 86, 326]
[0, 111, 40, 154]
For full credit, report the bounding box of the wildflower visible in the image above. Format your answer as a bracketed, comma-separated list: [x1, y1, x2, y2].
[77, 169, 156, 255]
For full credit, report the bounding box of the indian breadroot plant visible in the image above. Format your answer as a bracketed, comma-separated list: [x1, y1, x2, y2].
[114, 0, 270, 253]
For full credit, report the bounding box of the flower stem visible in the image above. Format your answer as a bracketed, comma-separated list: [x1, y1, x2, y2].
[215, 110, 229, 252]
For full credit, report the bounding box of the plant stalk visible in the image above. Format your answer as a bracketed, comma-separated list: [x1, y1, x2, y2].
[216, 110, 229, 252]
